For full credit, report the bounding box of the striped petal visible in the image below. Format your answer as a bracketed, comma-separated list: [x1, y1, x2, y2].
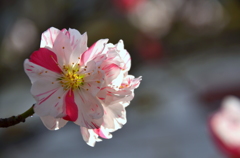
[73, 89, 103, 129]
[24, 59, 60, 84]
[40, 27, 60, 48]
[32, 79, 66, 117]
[80, 39, 108, 65]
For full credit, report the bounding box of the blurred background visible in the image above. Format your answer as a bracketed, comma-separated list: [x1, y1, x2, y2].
[0, 0, 240, 157]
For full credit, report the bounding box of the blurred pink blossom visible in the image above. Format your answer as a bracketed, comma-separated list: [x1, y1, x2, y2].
[209, 96, 240, 158]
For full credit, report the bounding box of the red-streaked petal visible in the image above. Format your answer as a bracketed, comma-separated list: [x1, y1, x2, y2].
[63, 90, 78, 122]
[80, 39, 108, 65]
[70, 31, 88, 64]
[29, 48, 61, 73]
[40, 116, 68, 130]
[24, 59, 60, 84]
[40, 27, 60, 48]
[32, 80, 66, 117]
[74, 89, 103, 129]
[102, 63, 122, 84]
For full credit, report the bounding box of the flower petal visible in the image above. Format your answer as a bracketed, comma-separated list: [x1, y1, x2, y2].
[93, 126, 113, 139]
[40, 115, 68, 130]
[52, 31, 73, 66]
[103, 102, 126, 130]
[116, 40, 131, 71]
[80, 39, 108, 65]
[81, 61, 105, 96]
[68, 30, 88, 63]
[74, 89, 103, 129]
[102, 63, 122, 85]
[24, 59, 60, 84]
[40, 27, 60, 48]
[63, 90, 78, 122]
[32, 80, 66, 117]
[29, 48, 62, 73]
[80, 127, 102, 147]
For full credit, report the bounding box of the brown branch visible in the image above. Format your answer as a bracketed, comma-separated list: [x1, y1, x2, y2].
[0, 104, 35, 128]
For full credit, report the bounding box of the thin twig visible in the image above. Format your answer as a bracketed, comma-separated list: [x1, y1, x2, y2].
[0, 104, 35, 128]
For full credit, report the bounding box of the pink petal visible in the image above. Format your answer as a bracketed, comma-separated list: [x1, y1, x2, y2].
[29, 48, 62, 73]
[63, 90, 78, 122]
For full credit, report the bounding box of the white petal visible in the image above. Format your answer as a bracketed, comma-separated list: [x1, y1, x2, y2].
[40, 116, 68, 130]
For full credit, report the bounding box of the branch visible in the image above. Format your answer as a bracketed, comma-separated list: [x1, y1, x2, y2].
[0, 104, 35, 128]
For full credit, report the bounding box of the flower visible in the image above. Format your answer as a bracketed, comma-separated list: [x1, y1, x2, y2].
[209, 96, 240, 157]
[24, 27, 141, 146]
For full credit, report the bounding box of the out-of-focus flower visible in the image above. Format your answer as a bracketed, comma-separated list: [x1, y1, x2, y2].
[181, 0, 228, 35]
[127, 0, 182, 38]
[112, 0, 146, 13]
[209, 96, 240, 157]
[24, 27, 141, 146]
[135, 33, 164, 62]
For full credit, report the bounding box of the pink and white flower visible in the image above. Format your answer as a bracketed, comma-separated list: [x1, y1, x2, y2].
[24, 27, 141, 146]
[209, 96, 240, 157]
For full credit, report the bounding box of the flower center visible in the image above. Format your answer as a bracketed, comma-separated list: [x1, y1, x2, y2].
[58, 65, 85, 90]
